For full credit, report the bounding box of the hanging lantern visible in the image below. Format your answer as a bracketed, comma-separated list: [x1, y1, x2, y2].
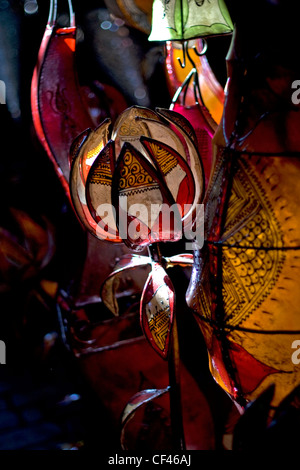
[71, 105, 205, 249]
[186, 3, 300, 411]
[148, 0, 233, 42]
[148, 0, 233, 186]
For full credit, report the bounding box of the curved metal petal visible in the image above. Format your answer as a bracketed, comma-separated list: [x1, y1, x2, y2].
[100, 254, 151, 316]
[140, 263, 175, 359]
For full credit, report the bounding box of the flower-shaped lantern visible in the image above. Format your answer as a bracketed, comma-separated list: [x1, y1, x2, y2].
[70, 105, 204, 359]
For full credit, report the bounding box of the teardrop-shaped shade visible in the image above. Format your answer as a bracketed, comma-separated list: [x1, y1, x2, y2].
[85, 140, 122, 242]
[31, 23, 94, 196]
[141, 136, 195, 218]
[140, 263, 175, 359]
[149, 0, 233, 42]
[112, 143, 182, 251]
[112, 105, 161, 158]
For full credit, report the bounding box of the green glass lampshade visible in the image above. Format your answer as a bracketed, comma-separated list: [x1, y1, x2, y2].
[149, 0, 233, 42]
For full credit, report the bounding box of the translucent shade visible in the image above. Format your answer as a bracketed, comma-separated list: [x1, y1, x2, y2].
[149, 0, 233, 41]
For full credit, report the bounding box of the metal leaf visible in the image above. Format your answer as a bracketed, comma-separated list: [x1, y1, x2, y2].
[140, 263, 175, 359]
[100, 254, 151, 316]
[120, 387, 170, 450]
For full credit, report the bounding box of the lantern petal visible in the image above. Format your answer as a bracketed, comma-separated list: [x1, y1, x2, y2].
[70, 146, 100, 237]
[140, 263, 175, 359]
[69, 121, 121, 241]
[85, 141, 122, 242]
[140, 136, 195, 217]
[112, 143, 182, 251]
[138, 115, 205, 228]
[135, 117, 188, 164]
[79, 118, 112, 183]
[164, 40, 225, 124]
[112, 105, 161, 158]
[120, 387, 170, 450]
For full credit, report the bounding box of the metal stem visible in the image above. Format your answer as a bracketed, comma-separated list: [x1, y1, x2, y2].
[168, 308, 186, 450]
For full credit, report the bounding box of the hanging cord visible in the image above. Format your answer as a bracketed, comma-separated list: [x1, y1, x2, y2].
[48, 0, 75, 28]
